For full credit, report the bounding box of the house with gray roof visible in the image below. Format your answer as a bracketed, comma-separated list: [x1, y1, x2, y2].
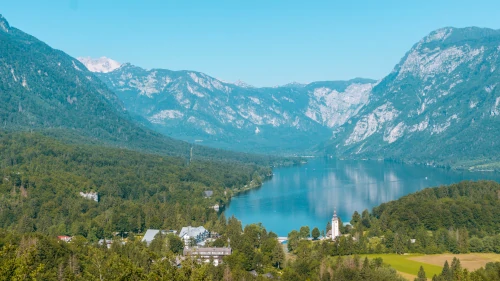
[178, 226, 209, 246]
[142, 229, 178, 246]
[142, 229, 164, 246]
[204, 190, 213, 198]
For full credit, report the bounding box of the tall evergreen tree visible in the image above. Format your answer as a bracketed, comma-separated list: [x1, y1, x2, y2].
[415, 266, 427, 281]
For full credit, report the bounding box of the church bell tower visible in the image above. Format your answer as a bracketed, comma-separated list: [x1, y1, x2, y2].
[332, 209, 340, 240]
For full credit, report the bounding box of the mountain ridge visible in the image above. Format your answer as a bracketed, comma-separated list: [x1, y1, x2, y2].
[82, 26, 500, 169]
[0, 14, 292, 166]
[324, 26, 500, 169]
[81, 59, 376, 153]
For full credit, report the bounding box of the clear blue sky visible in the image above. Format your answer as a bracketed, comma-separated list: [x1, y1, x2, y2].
[2, 0, 500, 86]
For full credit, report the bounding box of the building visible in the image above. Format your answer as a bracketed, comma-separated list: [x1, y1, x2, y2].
[142, 229, 163, 246]
[57, 236, 72, 242]
[98, 239, 113, 248]
[142, 229, 177, 246]
[204, 190, 213, 198]
[79, 191, 98, 202]
[183, 247, 231, 266]
[179, 226, 209, 247]
[331, 209, 341, 240]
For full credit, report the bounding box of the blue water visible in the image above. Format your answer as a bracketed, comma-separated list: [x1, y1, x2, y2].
[225, 158, 500, 236]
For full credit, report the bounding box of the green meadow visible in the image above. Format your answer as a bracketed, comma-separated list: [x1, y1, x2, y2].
[364, 254, 442, 278]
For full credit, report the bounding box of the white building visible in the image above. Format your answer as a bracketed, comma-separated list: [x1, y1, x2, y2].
[179, 226, 209, 247]
[331, 209, 340, 240]
[183, 247, 231, 266]
[79, 191, 98, 202]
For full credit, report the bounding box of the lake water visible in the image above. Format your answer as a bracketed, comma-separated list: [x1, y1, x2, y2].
[225, 158, 500, 236]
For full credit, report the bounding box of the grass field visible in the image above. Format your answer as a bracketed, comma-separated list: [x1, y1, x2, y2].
[364, 254, 443, 279]
[364, 253, 500, 280]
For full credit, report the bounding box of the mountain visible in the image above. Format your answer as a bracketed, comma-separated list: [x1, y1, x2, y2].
[77, 56, 121, 73]
[88, 62, 375, 153]
[324, 27, 500, 170]
[0, 14, 290, 166]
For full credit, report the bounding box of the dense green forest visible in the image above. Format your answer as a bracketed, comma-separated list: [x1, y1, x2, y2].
[285, 181, 500, 258]
[0, 15, 299, 169]
[1, 134, 500, 280]
[0, 131, 273, 238]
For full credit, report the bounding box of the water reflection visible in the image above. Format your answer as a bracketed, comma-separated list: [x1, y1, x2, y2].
[225, 158, 500, 236]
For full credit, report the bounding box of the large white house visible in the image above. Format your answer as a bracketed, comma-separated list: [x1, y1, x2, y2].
[178, 226, 209, 247]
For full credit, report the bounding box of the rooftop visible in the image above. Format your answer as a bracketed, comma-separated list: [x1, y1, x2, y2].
[184, 247, 232, 256]
[179, 226, 207, 238]
[142, 229, 161, 245]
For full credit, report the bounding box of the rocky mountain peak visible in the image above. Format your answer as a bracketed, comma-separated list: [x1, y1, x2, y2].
[231, 80, 254, 88]
[421, 27, 454, 44]
[0, 14, 10, 33]
[391, 27, 500, 81]
[77, 56, 121, 73]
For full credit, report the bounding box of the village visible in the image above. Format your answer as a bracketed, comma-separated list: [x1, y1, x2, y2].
[58, 192, 344, 269]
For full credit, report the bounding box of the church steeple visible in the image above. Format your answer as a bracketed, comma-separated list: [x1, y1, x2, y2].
[331, 207, 340, 240]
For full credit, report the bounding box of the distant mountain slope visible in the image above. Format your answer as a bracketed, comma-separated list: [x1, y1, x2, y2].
[83, 60, 375, 153]
[324, 27, 500, 170]
[0, 14, 290, 166]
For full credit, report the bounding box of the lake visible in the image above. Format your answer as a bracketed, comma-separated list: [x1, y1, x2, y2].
[225, 158, 500, 236]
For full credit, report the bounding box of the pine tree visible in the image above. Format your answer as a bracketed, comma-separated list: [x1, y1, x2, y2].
[451, 257, 464, 280]
[441, 260, 452, 281]
[312, 227, 320, 240]
[414, 266, 427, 281]
[360, 257, 371, 280]
[271, 242, 284, 269]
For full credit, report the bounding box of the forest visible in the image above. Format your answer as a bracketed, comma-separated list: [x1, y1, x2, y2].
[286, 181, 500, 257]
[2, 132, 500, 280]
[0, 131, 272, 238]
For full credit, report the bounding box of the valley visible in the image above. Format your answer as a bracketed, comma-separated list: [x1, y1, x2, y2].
[1, 4, 500, 280]
[78, 27, 500, 171]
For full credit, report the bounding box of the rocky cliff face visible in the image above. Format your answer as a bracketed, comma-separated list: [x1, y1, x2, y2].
[81, 26, 500, 168]
[326, 27, 500, 169]
[85, 62, 375, 153]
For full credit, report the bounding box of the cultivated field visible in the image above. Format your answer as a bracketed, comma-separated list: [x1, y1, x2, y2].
[409, 253, 500, 271]
[365, 253, 500, 281]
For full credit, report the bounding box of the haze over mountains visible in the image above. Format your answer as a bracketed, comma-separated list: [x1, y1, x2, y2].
[1, 11, 499, 169]
[0, 14, 285, 165]
[78, 27, 500, 169]
[83, 60, 375, 153]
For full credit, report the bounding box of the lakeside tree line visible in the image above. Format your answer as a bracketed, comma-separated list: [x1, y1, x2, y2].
[287, 181, 500, 256]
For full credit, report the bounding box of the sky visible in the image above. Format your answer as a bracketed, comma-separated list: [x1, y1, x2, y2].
[2, 0, 500, 86]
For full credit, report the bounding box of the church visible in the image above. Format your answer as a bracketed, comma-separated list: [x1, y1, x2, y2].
[326, 209, 341, 240]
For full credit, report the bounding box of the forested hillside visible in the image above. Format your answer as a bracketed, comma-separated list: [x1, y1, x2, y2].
[0, 14, 295, 167]
[290, 181, 500, 257]
[0, 131, 270, 238]
[1, 143, 500, 281]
